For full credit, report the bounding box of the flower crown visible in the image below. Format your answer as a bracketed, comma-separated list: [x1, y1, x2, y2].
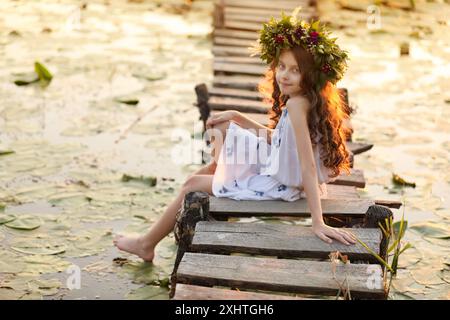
[251, 8, 350, 90]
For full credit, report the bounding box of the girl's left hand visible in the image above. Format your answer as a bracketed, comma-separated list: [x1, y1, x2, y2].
[312, 221, 357, 245]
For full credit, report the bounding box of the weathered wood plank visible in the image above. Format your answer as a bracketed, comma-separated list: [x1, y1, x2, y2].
[214, 62, 267, 76]
[214, 37, 256, 47]
[176, 253, 386, 299]
[225, 11, 314, 24]
[208, 96, 269, 114]
[208, 197, 374, 218]
[225, 0, 310, 11]
[209, 87, 263, 100]
[224, 6, 313, 20]
[346, 142, 374, 155]
[191, 221, 381, 262]
[214, 56, 263, 65]
[213, 75, 261, 90]
[331, 169, 365, 188]
[213, 45, 255, 57]
[214, 28, 259, 40]
[172, 283, 306, 300]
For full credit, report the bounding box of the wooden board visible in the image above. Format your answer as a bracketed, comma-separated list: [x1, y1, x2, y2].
[208, 87, 263, 101]
[176, 252, 386, 299]
[191, 221, 381, 262]
[346, 142, 374, 155]
[224, 6, 313, 20]
[213, 45, 255, 57]
[213, 75, 262, 91]
[208, 96, 269, 114]
[214, 37, 256, 47]
[225, 0, 311, 11]
[214, 62, 267, 76]
[172, 283, 306, 300]
[331, 169, 365, 188]
[208, 198, 374, 218]
[326, 184, 359, 199]
[214, 56, 263, 65]
[214, 28, 259, 40]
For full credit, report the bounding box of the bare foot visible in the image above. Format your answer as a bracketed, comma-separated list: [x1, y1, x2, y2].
[113, 234, 155, 262]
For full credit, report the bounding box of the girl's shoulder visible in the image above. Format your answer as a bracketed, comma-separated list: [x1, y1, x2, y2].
[286, 95, 311, 114]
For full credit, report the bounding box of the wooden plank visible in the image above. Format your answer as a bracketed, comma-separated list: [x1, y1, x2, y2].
[331, 169, 365, 188]
[224, 20, 270, 32]
[213, 45, 255, 57]
[374, 199, 402, 209]
[213, 75, 261, 90]
[208, 96, 269, 114]
[214, 56, 263, 65]
[192, 221, 381, 262]
[176, 253, 386, 299]
[208, 198, 374, 218]
[214, 62, 267, 76]
[225, 0, 310, 11]
[209, 87, 263, 101]
[214, 37, 256, 47]
[214, 28, 259, 40]
[224, 6, 313, 19]
[346, 141, 374, 155]
[172, 283, 305, 300]
[225, 10, 314, 24]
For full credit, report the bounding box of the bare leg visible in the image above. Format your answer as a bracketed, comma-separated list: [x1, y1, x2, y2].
[114, 174, 214, 262]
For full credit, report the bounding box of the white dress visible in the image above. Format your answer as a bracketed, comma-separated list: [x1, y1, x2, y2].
[212, 107, 334, 201]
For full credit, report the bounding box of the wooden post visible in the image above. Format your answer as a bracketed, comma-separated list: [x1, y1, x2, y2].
[363, 205, 393, 264]
[213, 0, 225, 28]
[170, 191, 211, 298]
[195, 83, 210, 132]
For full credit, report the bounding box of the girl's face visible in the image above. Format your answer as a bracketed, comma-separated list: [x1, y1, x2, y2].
[275, 49, 302, 98]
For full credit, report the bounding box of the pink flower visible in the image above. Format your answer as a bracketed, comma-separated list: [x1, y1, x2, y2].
[274, 34, 285, 44]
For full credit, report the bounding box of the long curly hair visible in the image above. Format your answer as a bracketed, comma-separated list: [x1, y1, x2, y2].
[258, 46, 352, 178]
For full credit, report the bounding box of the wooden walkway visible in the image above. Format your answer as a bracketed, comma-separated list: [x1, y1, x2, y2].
[169, 0, 399, 300]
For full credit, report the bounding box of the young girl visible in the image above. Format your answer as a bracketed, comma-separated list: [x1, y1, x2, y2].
[114, 12, 356, 262]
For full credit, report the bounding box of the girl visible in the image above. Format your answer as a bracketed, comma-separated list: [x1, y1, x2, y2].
[114, 13, 356, 262]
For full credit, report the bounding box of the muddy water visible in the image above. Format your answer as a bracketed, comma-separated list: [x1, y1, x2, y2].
[0, 0, 212, 300]
[0, 0, 449, 300]
[320, 0, 449, 299]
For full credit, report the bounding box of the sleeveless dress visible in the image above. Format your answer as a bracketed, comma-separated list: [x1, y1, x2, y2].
[211, 107, 335, 202]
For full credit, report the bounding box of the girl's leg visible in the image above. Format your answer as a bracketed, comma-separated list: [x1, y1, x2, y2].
[114, 174, 214, 262]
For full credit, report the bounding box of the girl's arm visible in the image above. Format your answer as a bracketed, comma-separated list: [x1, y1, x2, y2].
[287, 96, 356, 245]
[206, 110, 273, 144]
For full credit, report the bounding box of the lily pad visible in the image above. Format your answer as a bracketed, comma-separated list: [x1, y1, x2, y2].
[410, 221, 450, 239]
[27, 278, 61, 296]
[0, 214, 16, 224]
[125, 285, 169, 300]
[5, 215, 41, 230]
[11, 239, 67, 255]
[21, 255, 71, 275]
[121, 174, 157, 187]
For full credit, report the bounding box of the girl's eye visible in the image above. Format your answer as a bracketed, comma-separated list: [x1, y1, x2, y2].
[292, 68, 299, 73]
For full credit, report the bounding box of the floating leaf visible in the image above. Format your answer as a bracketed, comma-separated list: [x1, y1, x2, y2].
[5, 215, 41, 230]
[0, 150, 15, 156]
[14, 78, 39, 86]
[392, 173, 416, 188]
[0, 214, 16, 224]
[34, 61, 53, 86]
[27, 279, 61, 296]
[11, 239, 67, 255]
[0, 250, 26, 273]
[121, 174, 157, 187]
[115, 98, 139, 106]
[21, 255, 70, 275]
[410, 221, 450, 239]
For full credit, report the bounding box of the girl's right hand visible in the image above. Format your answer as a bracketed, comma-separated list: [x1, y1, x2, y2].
[206, 110, 239, 129]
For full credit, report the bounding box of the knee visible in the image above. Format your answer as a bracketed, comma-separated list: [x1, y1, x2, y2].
[181, 175, 201, 193]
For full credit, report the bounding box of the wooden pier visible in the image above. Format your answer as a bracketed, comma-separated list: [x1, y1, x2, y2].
[169, 0, 399, 300]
